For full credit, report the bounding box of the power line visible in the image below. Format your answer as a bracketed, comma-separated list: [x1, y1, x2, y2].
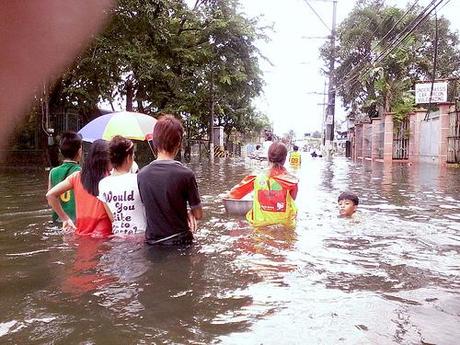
[346, 0, 446, 92]
[341, 0, 421, 87]
[301, 0, 330, 31]
[345, 0, 439, 89]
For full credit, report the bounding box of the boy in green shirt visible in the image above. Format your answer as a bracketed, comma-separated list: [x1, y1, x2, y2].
[48, 131, 82, 222]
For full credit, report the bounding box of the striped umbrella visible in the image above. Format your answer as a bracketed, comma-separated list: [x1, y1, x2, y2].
[78, 111, 156, 142]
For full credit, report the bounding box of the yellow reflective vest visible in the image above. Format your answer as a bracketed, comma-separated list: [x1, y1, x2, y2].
[289, 151, 301, 166]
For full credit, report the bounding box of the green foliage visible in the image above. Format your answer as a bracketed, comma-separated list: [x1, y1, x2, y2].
[47, 0, 266, 140]
[393, 91, 415, 124]
[321, 0, 460, 119]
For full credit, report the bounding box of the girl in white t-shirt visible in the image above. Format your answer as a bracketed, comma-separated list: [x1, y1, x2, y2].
[98, 136, 146, 235]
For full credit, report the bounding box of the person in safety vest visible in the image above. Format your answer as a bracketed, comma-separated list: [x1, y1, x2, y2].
[228, 141, 299, 227]
[289, 145, 301, 166]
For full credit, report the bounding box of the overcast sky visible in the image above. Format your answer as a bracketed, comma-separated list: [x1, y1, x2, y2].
[239, 0, 460, 137]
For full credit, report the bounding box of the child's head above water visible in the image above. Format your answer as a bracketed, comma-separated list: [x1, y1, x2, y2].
[293, 145, 299, 152]
[338, 192, 359, 217]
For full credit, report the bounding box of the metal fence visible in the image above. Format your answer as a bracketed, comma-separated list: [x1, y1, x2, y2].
[52, 112, 81, 134]
[393, 119, 409, 160]
[374, 121, 384, 159]
[447, 111, 460, 163]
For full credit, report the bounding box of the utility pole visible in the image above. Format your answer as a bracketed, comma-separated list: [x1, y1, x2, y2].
[303, 0, 338, 155]
[209, 70, 215, 161]
[324, 0, 337, 154]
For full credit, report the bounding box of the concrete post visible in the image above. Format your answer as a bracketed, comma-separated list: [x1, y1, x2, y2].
[371, 118, 381, 160]
[408, 112, 417, 162]
[438, 102, 454, 165]
[363, 123, 372, 159]
[383, 112, 394, 163]
[355, 123, 363, 159]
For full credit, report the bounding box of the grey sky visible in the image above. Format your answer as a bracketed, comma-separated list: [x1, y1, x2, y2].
[240, 0, 460, 137]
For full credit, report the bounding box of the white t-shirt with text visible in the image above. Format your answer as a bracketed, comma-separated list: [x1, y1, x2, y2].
[98, 173, 146, 235]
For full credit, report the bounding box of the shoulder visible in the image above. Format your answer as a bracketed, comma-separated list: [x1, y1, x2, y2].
[275, 171, 298, 184]
[49, 164, 62, 175]
[66, 171, 81, 186]
[98, 174, 113, 186]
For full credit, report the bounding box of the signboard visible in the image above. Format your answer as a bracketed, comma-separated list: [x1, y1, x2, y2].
[326, 115, 334, 125]
[415, 81, 447, 104]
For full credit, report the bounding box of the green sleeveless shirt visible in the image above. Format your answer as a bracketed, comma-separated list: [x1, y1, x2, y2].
[49, 162, 81, 222]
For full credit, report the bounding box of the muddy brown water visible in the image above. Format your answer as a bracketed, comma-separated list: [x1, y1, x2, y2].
[0, 156, 459, 344]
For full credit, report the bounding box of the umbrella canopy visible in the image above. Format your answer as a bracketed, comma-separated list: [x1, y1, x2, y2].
[78, 111, 156, 142]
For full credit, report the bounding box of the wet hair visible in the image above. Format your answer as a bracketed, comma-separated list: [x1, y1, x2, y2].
[256, 144, 261, 150]
[268, 141, 287, 166]
[293, 145, 299, 151]
[152, 114, 183, 153]
[109, 135, 134, 169]
[338, 192, 359, 205]
[81, 139, 110, 196]
[59, 131, 82, 159]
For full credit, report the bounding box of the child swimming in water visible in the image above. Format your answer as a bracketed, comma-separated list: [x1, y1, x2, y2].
[338, 192, 359, 218]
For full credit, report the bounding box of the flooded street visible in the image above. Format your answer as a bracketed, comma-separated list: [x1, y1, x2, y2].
[1, 156, 459, 344]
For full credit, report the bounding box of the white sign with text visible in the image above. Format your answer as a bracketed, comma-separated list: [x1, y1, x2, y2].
[415, 82, 447, 104]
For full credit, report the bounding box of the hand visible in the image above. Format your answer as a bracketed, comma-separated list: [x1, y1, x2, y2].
[187, 211, 197, 232]
[62, 219, 76, 232]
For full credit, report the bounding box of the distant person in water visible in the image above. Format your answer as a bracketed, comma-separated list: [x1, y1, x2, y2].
[251, 144, 263, 160]
[289, 145, 301, 166]
[48, 131, 82, 223]
[229, 141, 298, 227]
[338, 192, 359, 218]
[137, 114, 203, 246]
[46, 139, 112, 237]
[258, 131, 273, 160]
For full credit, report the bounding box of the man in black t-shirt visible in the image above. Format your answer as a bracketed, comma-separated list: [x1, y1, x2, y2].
[138, 115, 202, 245]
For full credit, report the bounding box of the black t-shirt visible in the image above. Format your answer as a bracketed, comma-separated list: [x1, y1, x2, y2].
[137, 160, 201, 242]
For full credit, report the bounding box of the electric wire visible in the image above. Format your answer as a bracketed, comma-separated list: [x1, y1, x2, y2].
[346, 0, 446, 93]
[341, 0, 420, 87]
[424, 11, 439, 121]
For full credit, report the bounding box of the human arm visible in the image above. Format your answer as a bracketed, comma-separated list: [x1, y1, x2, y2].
[186, 173, 203, 231]
[46, 175, 76, 230]
[274, 174, 298, 200]
[289, 184, 298, 200]
[102, 202, 113, 222]
[187, 206, 203, 232]
[228, 175, 256, 199]
[97, 178, 113, 222]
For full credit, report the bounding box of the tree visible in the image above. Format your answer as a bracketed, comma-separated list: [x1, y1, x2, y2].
[45, 0, 266, 143]
[321, 0, 460, 121]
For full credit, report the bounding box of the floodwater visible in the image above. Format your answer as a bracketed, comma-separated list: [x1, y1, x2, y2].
[0, 156, 459, 344]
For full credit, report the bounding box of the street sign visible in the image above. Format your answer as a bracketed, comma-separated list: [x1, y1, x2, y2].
[415, 82, 447, 104]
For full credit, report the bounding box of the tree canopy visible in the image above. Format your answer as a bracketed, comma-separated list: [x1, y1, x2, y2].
[321, 0, 460, 122]
[48, 0, 268, 140]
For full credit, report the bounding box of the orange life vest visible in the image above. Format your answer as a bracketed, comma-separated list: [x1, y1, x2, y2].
[246, 174, 297, 227]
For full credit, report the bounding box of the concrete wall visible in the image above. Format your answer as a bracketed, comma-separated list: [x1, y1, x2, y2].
[419, 117, 440, 162]
[348, 103, 455, 165]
